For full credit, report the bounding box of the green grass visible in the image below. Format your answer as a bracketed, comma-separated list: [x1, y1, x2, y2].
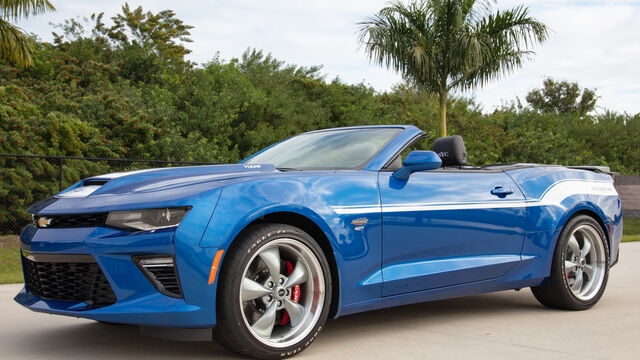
[0, 235, 23, 284]
[622, 218, 640, 243]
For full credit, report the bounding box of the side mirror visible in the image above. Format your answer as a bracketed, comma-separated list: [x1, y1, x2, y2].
[392, 151, 442, 180]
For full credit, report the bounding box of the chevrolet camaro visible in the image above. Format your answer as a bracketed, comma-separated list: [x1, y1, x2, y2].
[15, 125, 622, 359]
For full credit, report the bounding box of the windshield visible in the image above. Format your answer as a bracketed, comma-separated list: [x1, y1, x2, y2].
[246, 128, 402, 170]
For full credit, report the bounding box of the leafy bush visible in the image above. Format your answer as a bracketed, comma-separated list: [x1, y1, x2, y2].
[0, 5, 638, 233]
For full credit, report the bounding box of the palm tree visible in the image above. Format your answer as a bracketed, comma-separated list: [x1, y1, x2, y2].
[359, 0, 549, 137]
[0, 0, 55, 67]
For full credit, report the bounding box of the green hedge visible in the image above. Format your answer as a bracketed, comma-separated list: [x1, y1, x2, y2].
[1, 6, 638, 234]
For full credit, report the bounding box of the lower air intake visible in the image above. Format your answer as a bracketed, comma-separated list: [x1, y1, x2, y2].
[22, 252, 117, 307]
[134, 256, 183, 298]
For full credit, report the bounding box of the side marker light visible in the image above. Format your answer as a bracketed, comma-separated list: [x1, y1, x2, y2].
[208, 250, 224, 285]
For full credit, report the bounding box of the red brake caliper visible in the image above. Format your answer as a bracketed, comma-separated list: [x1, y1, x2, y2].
[279, 260, 301, 325]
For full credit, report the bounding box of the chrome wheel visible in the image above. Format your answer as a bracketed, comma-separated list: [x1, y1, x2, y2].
[563, 224, 606, 301]
[239, 238, 325, 348]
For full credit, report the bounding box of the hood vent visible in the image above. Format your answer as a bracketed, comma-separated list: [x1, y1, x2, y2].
[56, 179, 109, 198]
[83, 179, 109, 186]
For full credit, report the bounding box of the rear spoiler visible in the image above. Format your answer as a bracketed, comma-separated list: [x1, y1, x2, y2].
[567, 166, 613, 175]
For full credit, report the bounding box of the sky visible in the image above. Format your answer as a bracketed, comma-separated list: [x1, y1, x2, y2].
[15, 0, 640, 114]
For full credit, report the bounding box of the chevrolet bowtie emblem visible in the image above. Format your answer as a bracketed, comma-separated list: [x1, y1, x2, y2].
[37, 217, 53, 228]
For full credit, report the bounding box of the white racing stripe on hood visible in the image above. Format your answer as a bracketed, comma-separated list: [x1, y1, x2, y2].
[331, 180, 617, 214]
[134, 171, 264, 191]
[56, 168, 174, 198]
[55, 166, 271, 198]
[93, 167, 173, 179]
[56, 185, 103, 198]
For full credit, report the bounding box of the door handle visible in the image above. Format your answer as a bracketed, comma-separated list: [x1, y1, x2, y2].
[491, 186, 514, 197]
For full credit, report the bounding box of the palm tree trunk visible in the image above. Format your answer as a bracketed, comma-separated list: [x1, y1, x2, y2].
[439, 90, 447, 137]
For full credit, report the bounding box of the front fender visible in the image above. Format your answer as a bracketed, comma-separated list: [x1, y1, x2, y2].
[201, 197, 339, 253]
[198, 173, 384, 309]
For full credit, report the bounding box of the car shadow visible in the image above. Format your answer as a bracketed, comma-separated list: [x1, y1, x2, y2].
[16, 290, 544, 359]
[322, 289, 543, 338]
[12, 319, 239, 359]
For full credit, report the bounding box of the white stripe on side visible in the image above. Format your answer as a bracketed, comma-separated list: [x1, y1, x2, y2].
[331, 179, 616, 215]
[382, 201, 529, 213]
[333, 206, 381, 215]
[530, 180, 617, 205]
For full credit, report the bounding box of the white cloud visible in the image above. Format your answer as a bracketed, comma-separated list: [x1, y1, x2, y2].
[15, 0, 640, 114]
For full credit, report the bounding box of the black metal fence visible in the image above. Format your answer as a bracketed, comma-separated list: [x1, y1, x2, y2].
[0, 154, 217, 235]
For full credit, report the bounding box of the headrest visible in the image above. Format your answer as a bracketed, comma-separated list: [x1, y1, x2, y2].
[432, 135, 467, 166]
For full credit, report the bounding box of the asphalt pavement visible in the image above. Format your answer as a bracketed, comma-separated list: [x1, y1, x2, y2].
[1, 243, 639, 360]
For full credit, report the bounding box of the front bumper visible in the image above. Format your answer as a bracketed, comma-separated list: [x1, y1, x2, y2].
[14, 225, 223, 328]
[14, 286, 203, 325]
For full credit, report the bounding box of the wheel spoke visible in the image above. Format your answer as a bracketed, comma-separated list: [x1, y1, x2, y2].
[239, 237, 326, 346]
[242, 278, 271, 302]
[283, 260, 308, 289]
[564, 260, 577, 273]
[284, 298, 306, 327]
[259, 247, 281, 279]
[583, 264, 595, 279]
[581, 239, 592, 258]
[568, 235, 580, 256]
[251, 301, 277, 338]
[571, 269, 584, 292]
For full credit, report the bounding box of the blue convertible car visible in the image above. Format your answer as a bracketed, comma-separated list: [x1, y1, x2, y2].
[16, 125, 622, 358]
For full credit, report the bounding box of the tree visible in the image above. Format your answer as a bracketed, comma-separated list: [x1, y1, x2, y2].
[358, 0, 548, 137]
[0, 0, 54, 67]
[91, 4, 194, 83]
[526, 78, 597, 116]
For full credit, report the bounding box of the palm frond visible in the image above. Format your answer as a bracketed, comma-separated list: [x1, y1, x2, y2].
[451, 47, 534, 91]
[0, 18, 33, 66]
[478, 5, 549, 49]
[358, 0, 444, 91]
[0, 0, 55, 22]
[358, 0, 549, 133]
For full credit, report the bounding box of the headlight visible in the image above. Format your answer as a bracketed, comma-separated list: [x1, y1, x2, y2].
[106, 207, 190, 231]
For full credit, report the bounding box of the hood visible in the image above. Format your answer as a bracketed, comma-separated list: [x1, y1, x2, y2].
[28, 164, 277, 215]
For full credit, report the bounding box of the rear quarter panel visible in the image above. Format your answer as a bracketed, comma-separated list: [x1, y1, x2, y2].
[506, 167, 622, 280]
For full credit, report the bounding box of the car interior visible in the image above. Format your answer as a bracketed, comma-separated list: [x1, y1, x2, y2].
[385, 135, 468, 171]
[384, 135, 549, 173]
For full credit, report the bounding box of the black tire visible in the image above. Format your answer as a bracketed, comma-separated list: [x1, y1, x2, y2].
[531, 214, 609, 310]
[214, 223, 332, 359]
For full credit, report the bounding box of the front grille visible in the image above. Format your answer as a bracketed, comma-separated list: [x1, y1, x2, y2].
[22, 253, 117, 307]
[34, 213, 108, 228]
